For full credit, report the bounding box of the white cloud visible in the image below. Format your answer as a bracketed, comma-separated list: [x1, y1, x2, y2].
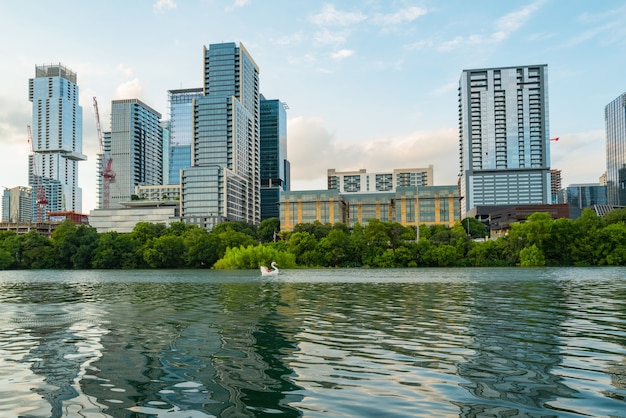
[310, 4, 366, 27]
[287, 116, 459, 188]
[373, 6, 427, 26]
[153, 0, 176, 14]
[225, 0, 250, 12]
[437, 0, 543, 51]
[114, 78, 144, 101]
[313, 28, 349, 46]
[550, 130, 606, 185]
[331, 49, 355, 60]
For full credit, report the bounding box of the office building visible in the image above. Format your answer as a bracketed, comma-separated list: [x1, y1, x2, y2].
[550, 169, 562, 204]
[28, 64, 86, 219]
[605, 93, 626, 206]
[2, 187, 32, 222]
[181, 42, 260, 230]
[328, 167, 433, 193]
[458, 65, 551, 218]
[558, 183, 608, 210]
[260, 97, 290, 220]
[167, 88, 203, 184]
[101, 99, 163, 208]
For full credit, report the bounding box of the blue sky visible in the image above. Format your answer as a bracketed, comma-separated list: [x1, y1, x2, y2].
[1, 0, 624, 213]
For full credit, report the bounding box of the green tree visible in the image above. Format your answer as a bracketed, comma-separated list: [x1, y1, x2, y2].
[519, 244, 546, 267]
[596, 223, 626, 265]
[257, 218, 280, 243]
[144, 234, 185, 268]
[183, 227, 221, 268]
[287, 231, 322, 266]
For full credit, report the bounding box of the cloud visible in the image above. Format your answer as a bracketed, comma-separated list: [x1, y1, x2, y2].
[225, 0, 250, 12]
[550, 130, 606, 185]
[437, 0, 543, 51]
[116, 63, 134, 77]
[313, 28, 349, 46]
[372, 6, 427, 26]
[331, 49, 355, 60]
[310, 4, 366, 27]
[287, 117, 459, 188]
[153, 0, 176, 14]
[114, 78, 144, 100]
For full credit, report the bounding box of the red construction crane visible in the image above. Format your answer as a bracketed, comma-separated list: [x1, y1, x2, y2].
[27, 125, 48, 222]
[93, 97, 115, 208]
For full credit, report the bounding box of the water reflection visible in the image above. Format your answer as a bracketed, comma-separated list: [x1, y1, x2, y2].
[2, 268, 626, 417]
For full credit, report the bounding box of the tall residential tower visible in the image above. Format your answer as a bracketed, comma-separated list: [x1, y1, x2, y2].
[100, 99, 163, 208]
[28, 64, 86, 218]
[181, 42, 260, 229]
[458, 65, 551, 218]
[167, 88, 203, 185]
[605, 93, 626, 206]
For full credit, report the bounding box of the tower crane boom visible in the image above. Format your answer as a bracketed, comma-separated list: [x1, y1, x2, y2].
[93, 97, 115, 208]
[27, 125, 48, 222]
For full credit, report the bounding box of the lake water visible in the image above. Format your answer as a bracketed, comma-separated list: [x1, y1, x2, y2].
[1, 267, 626, 417]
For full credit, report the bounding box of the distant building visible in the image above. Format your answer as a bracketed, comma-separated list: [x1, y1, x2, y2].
[2, 187, 32, 222]
[550, 169, 562, 204]
[458, 65, 551, 218]
[29, 64, 87, 218]
[558, 183, 608, 209]
[89, 201, 180, 233]
[280, 185, 459, 232]
[101, 99, 163, 208]
[605, 93, 626, 206]
[167, 88, 203, 185]
[488, 204, 579, 237]
[327, 166, 433, 193]
[260, 97, 290, 220]
[181, 42, 260, 230]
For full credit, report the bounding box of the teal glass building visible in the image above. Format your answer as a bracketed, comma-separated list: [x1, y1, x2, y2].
[260, 98, 289, 220]
[605, 93, 626, 206]
[28, 64, 86, 219]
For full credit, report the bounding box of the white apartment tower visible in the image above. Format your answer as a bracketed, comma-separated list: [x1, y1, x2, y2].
[28, 64, 86, 218]
[458, 65, 551, 218]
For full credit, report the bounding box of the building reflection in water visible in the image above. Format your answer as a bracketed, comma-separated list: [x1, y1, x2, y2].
[454, 277, 576, 416]
[77, 281, 303, 417]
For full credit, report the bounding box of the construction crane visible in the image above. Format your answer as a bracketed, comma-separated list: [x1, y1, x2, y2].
[93, 97, 115, 208]
[27, 125, 48, 222]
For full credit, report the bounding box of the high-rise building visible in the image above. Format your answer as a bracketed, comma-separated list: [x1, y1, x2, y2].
[167, 88, 203, 185]
[260, 97, 289, 220]
[28, 64, 86, 218]
[605, 93, 626, 206]
[550, 169, 562, 204]
[101, 99, 163, 208]
[2, 187, 32, 222]
[181, 42, 260, 229]
[458, 65, 551, 218]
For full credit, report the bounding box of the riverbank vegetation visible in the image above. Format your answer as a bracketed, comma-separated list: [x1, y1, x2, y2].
[1, 208, 626, 270]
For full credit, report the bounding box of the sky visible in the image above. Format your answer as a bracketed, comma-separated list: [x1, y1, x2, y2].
[1, 0, 625, 213]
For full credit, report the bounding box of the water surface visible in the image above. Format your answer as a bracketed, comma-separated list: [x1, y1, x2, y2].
[1, 267, 626, 417]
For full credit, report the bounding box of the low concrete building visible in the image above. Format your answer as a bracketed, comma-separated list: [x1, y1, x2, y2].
[89, 201, 180, 233]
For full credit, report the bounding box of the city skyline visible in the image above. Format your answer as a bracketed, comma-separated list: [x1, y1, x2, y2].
[1, 1, 624, 213]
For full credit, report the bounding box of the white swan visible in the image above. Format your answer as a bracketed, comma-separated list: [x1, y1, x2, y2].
[260, 262, 279, 276]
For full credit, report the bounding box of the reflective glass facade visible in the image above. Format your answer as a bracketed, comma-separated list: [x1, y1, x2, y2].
[260, 98, 289, 220]
[605, 93, 626, 206]
[558, 183, 607, 209]
[105, 99, 163, 208]
[168, 88, 203, 184]
[181, 42, 260, 227]
[459, 65, 551, 217]
[28, 64, 86, 219]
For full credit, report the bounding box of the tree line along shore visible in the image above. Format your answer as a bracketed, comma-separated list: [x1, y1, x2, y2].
[2, 207, 626, 270]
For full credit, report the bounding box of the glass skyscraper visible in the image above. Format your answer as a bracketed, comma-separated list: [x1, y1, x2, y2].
[28, 64, 86, 219]
[260, 98, 289, 220]
[101, 99, 163, 208]
[458, 65, 551, 218]
[167, 88, 203, 185]
[181, 42, 260, 229]
[605, 93, 626, 206]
